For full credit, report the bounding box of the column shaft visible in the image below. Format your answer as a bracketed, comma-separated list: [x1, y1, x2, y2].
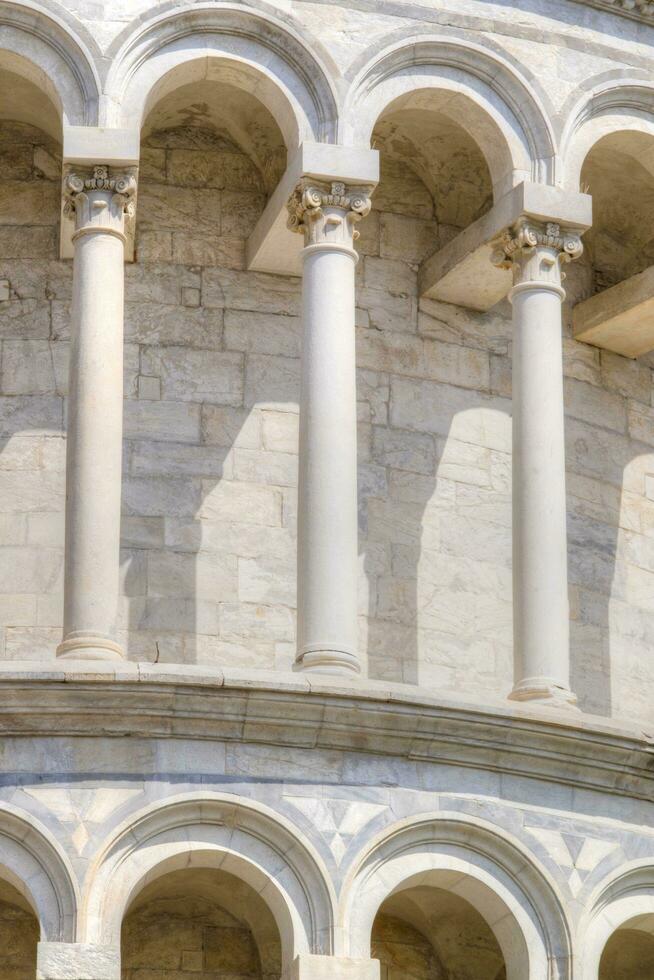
[57, 167, 135, 662]
[298, 245, 358, 673]
[288, 181, 372, 675]
[494, 219, 583, 707]
[512, 282, 571, 701]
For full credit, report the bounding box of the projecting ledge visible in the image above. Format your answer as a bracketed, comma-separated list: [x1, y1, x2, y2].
[246, 141, 379, 276]
[419, 181, 592, 311]
[573, 265, 654, 358]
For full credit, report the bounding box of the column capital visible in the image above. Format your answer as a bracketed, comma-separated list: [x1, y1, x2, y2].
[63, 164, 137, 242]
[492, 216, 583, 293]
[287, 178, 373, 252]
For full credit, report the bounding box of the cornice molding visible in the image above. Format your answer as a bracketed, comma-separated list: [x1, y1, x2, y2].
[573, 0, 654, 25]
[0, 663, 652, 803]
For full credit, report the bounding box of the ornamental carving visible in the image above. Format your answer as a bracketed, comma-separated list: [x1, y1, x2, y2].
[492, 218, 583, 289]
[63, 165, 137, 237]
[573, 0, 654, 23]
[287, 180, 373, 249]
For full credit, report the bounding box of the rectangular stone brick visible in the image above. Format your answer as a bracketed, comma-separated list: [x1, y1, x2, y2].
[140, 347, 243, 405]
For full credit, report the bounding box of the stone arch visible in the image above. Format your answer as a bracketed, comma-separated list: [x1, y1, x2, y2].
[560, 77, 654, 191]
[0, 802, 78, 942]
[104, 4, 339, 149]
[581, 862, 654, 980]
[343, 35, 556, 198]
[0, 0, 100, 129]
[82, 792, 336, 974]
[339, 812, 571, 980]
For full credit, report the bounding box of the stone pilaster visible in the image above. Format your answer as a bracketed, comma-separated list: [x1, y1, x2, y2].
[37, 942, 120, 980]
[288, 180, 373, 676]
[493, 218, 583, 708]
[56, 166, 136, 662]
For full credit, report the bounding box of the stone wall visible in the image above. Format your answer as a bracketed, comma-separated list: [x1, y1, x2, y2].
[122, 894, 263, 980]
[2, 106, 654, 721]
[0, 895, 38, 980]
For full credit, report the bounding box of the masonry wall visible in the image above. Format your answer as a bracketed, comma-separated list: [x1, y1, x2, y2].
[2, 104, 654, 723]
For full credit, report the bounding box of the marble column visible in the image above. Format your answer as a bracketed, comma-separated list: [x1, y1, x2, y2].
[494, 219, 583, 707]
[287, 180, 372, 676]
[56, 166, 136, 662]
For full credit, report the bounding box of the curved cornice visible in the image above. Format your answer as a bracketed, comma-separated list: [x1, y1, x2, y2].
[572, 0, 654, 24]
[1, 663, 653, 804]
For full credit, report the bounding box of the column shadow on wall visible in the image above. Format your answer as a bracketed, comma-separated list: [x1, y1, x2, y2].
[359, 300, 515, 698]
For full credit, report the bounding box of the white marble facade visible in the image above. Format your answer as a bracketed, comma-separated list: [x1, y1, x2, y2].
[1, 0, 654, 976]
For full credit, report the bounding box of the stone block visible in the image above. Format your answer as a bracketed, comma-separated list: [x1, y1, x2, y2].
[220, 601, 295, 641]
[130, 440, 232, 479]
[380, 212, 438, 263]
[141, 347, 243, 405]
[202, 405, 261, 448]
[125, 262, 199, 305]
[244, 353, 300, 407]
[600, 349, 652, 402]
[238, 554, 295, 605]
[390, 377, 511, 452]
[199, 480, 282, 526]
[137, 375, 160, 400]
[1, 339, 68, 395]
[0, 225, 56, 258]
[0, 296, 51, 338]
[122, 476, 203, 518]
[123, 401, 201, 444]
[0, 469, 64, 514]
[3, 625, 59, 660]
[27, 511, 64, 547]
[171, 231, 244, 269]
[564, 377, 627, 434]
[289, 955, 380, 980]
[221, 190, 266, 236]
[356, 328, 424, 375]
[0, 180, 59, 225]
[262, 410, 298, 453]
[203, 268, 301, 316]
[372, 426, 435, 475]
[559, 338, 599, 389]
[423, 339, 490, 391]
[233, 448, 298, 487]
[37, 942, 120, 980]
[148, 550, 237, 601]
[224, 309, 301, 358]
[138, 184, 222, 233]
[125, 303, 223, 348]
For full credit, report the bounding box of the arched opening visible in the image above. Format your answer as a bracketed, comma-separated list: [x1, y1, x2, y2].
[599, 918, 654, 979]
[0, 55, 66, 661]
[357, 87, 512, 693]
[579, 130, 654, 294]
[0, 876, 39, 979]
[342, 816, 569, 978]
[558, 124, 654, 723]
[121, 867, 282, 979]
[122, 59, 297, 665]
[371, 883, 506, 979]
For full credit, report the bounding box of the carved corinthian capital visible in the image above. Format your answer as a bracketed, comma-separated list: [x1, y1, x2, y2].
[492, 217, 583, 291]
[63, 165, 137, 239]
[287, 179, 373, 250]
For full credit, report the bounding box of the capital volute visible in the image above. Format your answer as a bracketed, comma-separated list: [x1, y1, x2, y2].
[63, 165, 137, 240]
[287, 179, 373, 250]
[492, 217, 583, 291]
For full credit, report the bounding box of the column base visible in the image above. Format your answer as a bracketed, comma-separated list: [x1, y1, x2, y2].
[508, 676, 578, 709]
[56, 631, 125, 662]
[295, 645, 361, 676]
